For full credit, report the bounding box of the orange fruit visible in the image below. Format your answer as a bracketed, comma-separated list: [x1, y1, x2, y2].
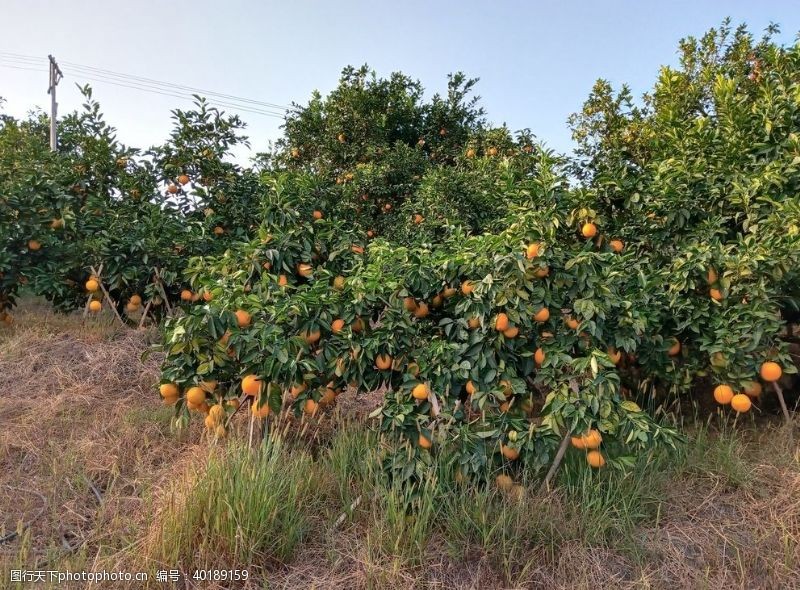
[581, 222, 598, 238]
[186, 386, 206, 406]
[501, 444, 519, 460]
[129, 294, 142, 306]
[162, 395, 178, 406]
[375, 354, 393, 370]
[413, 302, 429, 318]
[27, 239, 41, 251]
[713, 384, 734, 405]
[297, 263, 313, 278]
[278, 274, 288, 286]
[731, 394, 752, 413]
[461, 280, 474, 295]
[167, 184, 178, 194]
[431, 294, 443, 308]
[710, 288, 723, 301]
[303, 398, 319, 415]
[667, 338, 681, 356]
[564, 316, 579, 330]
[180, 289, 193, 302]
[570, 436, 585, 450]
[320, 385, 337, 405]
[241, 375, 262, 396]
[533, 308, 550, 323]
[209, 404, 224, 422]
[580, 429, 602, 449]
[496, 474, 513, 491]
[159, 383, 179, 398]
[85, 279, 100, 292]
[707, 267, 718, 284]
[252, 398, 270, 418]
[586, 450, 606, 468]
[331, 318, 345, 334]
[607, 347, 622, 365]
[178, 174, 190, 185]
[467, 316, 480, 329]
[352, 317, 365, 332]
[744, 381, 762, 397]
[609, 239, 624, 253]
[503, 326, 519, 339]
[235, 309, 251, 328]
[534, 347, 545, 366]
[302, 329, 321, 344]
[466, 148, 476, 158]
[760, 361, 782, 382]
[495, 313, 510, 331]
[412, 383, 429, 400]
[487, 146, 498, 156]
[313, 210, 323, 220]
[202, 291, 213, 302]
[534, 266, 550, 278]
[333, 275, 346, 290]
[289, 383, 307, 398]
[88, 300, 102, 313]
[403, 297, 418, 312]
[442, 287, 457, 298]
[465, 380, 476, 395]
[418, 434, 432, 450]
[413, 214, 424, 224]
[407, 362, 420, 377]
[525, 243, 540, 259]
[50, 218, 64, 229]
[351, 245, 364, 255]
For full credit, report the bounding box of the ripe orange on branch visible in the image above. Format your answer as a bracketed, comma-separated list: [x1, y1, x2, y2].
[412, 383, 429, 400]
[759, 362, 782, 382]
[581, 222, 597, 238]
[241, 375, 262, 396]
[713, 385, 734, 405]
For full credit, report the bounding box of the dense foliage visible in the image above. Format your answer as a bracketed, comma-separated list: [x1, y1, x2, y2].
[2, 22, 797, 485]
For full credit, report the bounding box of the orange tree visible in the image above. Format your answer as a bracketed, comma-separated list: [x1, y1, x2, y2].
[158, 24, 798, 486]
[567, 21, 800, 400]
[0, 90, 258, 321]
[156, 67, 689, 486]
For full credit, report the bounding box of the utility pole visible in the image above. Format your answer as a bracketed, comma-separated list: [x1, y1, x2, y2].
[47, 55, 63, 151]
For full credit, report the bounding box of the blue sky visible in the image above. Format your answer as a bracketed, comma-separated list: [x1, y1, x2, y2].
[2, 1, 799, 160]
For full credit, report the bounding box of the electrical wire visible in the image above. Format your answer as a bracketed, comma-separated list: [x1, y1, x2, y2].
[0, 50, 293, 111]
[0, 56, 287, 119]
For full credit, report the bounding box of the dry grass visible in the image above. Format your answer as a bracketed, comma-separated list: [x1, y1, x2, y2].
[1, 299, 798, 589]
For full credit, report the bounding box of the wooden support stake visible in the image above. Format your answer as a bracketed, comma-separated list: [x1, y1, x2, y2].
[90, 267, 125, 326]
[540, 432, 572, 493]
[137, 299, 153, 329]
[772, 381, 792, 425]
[152, 268, 174, 314]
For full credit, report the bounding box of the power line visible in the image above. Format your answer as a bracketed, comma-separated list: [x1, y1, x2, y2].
[0, 57, 287, 119]
[60, 70, 287, 118]
[0, 50, 293, 111]
[0, 62, 45, 73]
[61, 60, 293, 111]
[58, 66, 287, 117]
